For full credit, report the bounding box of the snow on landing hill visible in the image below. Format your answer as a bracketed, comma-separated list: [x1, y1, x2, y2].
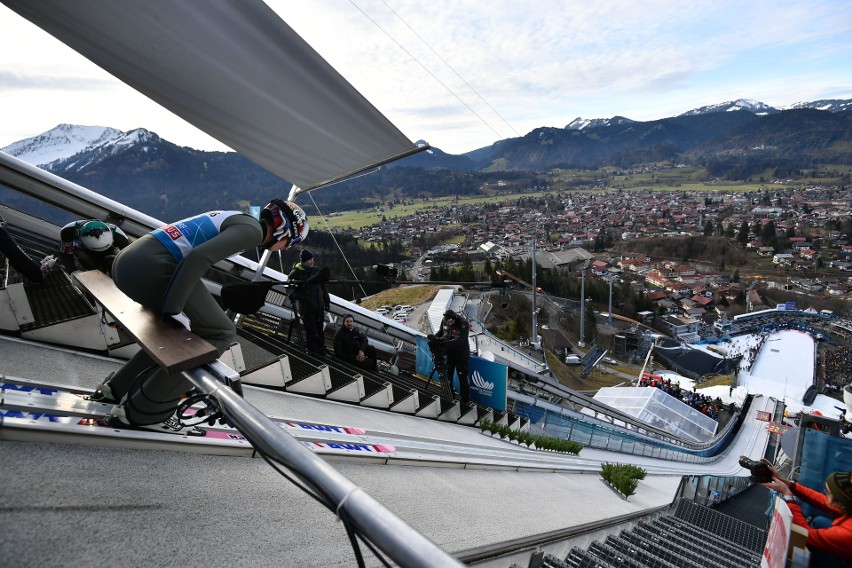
[1, 124, 124, 166]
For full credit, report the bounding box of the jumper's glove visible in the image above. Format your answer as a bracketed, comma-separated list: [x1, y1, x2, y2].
[427, 334, 436, 341]
[164, 311, 192, 331]
[40, 255, 57, 274]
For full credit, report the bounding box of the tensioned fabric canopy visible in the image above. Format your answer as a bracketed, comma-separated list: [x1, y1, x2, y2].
[3, 0, 425, 195]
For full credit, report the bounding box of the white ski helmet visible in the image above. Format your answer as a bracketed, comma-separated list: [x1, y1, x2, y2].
[78, 220, 114, 252]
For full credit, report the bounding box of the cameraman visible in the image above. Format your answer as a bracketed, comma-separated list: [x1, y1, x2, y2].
[761, 462, 852, 567]
[288, 249, 330, 356]
[431, 309, 471, 405]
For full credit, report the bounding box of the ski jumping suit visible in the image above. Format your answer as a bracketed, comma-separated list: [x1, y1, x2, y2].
[104, 211, 263, 425]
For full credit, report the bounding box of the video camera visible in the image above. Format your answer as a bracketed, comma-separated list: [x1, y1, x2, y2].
[738, 456, 773, 483]
[220, 267, 331, 315]
[427, 334, 447, 371]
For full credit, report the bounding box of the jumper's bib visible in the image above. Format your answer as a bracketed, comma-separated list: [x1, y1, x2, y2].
[152, 211, 242, 262]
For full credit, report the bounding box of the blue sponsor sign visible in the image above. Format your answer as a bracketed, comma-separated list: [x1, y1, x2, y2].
[785, 301, 797, 311]
[415, 337, 508, 411]
[463, 355, 508, 411]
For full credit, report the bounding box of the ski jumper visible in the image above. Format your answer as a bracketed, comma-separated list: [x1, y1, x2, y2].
[58, 220, 129, 274]
[105, 211, 263, 425]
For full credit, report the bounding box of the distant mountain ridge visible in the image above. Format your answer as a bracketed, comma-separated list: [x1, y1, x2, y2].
[565, 116, 635, 131]
[3, 124, 126, 167]
[678, 98, 778, 116]
[1, 97, 850, 221]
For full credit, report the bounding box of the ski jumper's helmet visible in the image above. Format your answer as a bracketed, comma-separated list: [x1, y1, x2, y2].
[261, 200, 309, 250]
[78, 221, 114, 252]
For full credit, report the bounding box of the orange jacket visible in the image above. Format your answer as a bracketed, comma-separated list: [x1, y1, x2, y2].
[789, 482, 852, 564]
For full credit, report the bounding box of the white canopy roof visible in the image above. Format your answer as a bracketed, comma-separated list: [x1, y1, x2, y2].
[3, 0, 424, 194]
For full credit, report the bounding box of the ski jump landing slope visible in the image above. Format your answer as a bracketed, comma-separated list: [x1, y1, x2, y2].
[1, 336, 772, 567]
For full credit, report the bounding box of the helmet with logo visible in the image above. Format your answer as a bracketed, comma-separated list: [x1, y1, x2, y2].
[261, 200, 309, 250]
[78, 220, 114, 252]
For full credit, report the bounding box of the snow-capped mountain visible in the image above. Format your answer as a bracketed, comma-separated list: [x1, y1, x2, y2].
[565, 116, 636, 130]
[679, 99, 779, 117]
[786, 99, 852, 113]
[1, 124, 160, 169]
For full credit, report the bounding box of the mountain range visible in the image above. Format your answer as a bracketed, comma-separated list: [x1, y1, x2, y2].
[2, 98, 850, 220]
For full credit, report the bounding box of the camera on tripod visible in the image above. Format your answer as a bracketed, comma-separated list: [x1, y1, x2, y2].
[738, 456, 773, 483]
[427, 335, 447, 372]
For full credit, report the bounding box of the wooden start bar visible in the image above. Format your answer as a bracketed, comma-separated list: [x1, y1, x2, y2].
[73, 270, 219, 374]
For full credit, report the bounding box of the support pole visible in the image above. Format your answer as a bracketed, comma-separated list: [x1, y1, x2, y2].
[185, 366, 464, 568]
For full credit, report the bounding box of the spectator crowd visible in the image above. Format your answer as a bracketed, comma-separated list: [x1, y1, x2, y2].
[639, 374, 722, 420]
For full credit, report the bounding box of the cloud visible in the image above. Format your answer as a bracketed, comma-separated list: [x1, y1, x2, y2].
[1, 0, 850, 155]
[0, 71, 111, 91]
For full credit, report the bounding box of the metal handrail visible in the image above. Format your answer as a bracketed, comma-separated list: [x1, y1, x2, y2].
[185, 364, 465, 568]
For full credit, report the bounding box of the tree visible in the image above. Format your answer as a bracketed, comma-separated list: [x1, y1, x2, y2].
[761, 220, 777, 243]
[737, 221, 749, 244]
[459, 255, 475, 282]
[703, 220, 714, 236]
[584, 300, 596, 344]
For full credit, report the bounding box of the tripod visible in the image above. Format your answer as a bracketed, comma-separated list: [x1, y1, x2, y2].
[278, 293, 305, 348]
[427, 338, 456, 401]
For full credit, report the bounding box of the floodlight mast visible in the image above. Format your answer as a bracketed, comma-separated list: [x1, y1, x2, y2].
[579, 262, 587, 348]
[531, 239, 540, 349]
[608, 274, 613, 327]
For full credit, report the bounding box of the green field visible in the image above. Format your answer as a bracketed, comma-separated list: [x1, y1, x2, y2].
[320, 191, 552, 230]
[319, 163, 833, 231]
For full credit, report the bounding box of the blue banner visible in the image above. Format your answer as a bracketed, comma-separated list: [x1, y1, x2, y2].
[415, 336, 436, 378]
[464, 355, 508, 411]
[415, 337, 507, 411]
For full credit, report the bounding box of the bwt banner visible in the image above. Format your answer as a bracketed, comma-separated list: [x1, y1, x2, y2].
[415, 337, 508, 411]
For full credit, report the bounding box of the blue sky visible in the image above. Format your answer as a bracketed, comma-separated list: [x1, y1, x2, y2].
[2, 0, 850, 155]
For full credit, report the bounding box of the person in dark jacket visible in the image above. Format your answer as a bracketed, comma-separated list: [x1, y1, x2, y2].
[288, 249, 330, 355]
[334, 314, 377, 370]
[435, 309, 471, 405]
[94, 201, 308, 434]
[762, 463, 852, 567]
[57, 219, 130, 275]
[0, 220, 44, 283]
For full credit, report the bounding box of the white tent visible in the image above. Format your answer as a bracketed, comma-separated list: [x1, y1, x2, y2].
[594, 386, 718, 443]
